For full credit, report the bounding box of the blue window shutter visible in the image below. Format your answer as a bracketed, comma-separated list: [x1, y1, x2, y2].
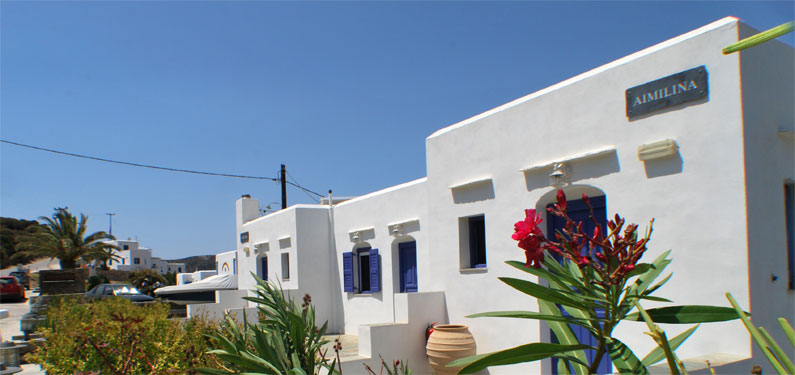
[369, 248, 380, 293]
[343, 252, 354, 292]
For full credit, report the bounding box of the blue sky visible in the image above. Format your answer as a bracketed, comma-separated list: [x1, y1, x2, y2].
[1, 1, 792, 260]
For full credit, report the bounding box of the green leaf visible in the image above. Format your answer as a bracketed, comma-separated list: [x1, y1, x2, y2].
[507, 260, 586, 291]
[448, 342, 593, 374]
[726, 293, 788, 375]
[499, 277, 588, 309]
[723, 21, 794, 54]
[625, 263, 654, 279]
[637, 295, 673, 303]
[539, 300, 590, 375]
[641, 324, 700, 366]
[643, 272, 673, 297]
[779, 318, 795, 347]
[626, 251, 671, 297]
[759, 326, 795, 374]
[607, 337, 649, 375]
[625, 305, 745, 324]
[467, 310, 601, 328]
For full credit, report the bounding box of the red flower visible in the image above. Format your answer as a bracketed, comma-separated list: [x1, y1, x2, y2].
[513, 209, 543, 241]
[513, 209, 546, 268]
[595, 252, 606, 262]
[556, 190, 567, 211]
[426, 322, 438, 342]
[523, 245, 545, 269]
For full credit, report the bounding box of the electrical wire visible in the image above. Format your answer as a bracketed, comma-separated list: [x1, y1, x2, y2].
[2, 138, 328, 199]
[2, 139, 277, 181]
[286, 170, 321, 202]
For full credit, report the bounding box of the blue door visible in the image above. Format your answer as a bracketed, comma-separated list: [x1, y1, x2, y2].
[260, 256, 268, 281]
[399, 241, 418, 293]
[547, 196, 610, 375]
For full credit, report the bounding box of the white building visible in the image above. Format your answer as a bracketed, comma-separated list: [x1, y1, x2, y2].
[207, 17, 793, 374]
[107, 239, 186, 274]
[175, 250, 237, 285]
[215, 250, 238, 276]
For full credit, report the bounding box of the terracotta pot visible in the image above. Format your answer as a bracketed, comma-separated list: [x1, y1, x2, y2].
[426, 324, 477, 375]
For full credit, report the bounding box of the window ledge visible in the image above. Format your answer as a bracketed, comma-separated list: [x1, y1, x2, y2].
[353, 293, 377, 297]
[282, 278, 290, 282]
[459, 268, 488, 274]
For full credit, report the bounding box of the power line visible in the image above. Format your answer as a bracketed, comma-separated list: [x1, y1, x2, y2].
[1, 139, 278, 181]
[285, 171, 322, 203]
[2, 139, 328, 199]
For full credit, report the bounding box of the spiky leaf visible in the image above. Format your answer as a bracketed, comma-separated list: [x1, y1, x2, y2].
[625, 305, 744, 324]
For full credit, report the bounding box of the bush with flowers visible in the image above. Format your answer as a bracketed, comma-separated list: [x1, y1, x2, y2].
[449, 190, 744, 374]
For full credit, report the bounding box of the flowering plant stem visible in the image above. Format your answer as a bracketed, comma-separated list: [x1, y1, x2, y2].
[634, 301, 686, 375]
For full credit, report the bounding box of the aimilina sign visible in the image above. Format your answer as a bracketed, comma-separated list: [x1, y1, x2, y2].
[626, 66, 708, 118]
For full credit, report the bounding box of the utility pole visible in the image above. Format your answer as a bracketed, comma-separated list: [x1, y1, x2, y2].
[280, 164, 287, 210]
[106, 213, 116, 236]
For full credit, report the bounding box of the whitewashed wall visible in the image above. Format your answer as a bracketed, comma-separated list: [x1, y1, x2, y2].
[216, 250, 237, 275]
[235, 197, 339, 332]
[332, 178, 429, 334]
[735, 22, 795, 375]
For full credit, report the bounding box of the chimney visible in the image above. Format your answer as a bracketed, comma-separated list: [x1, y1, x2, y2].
[236, 194, 259, 226]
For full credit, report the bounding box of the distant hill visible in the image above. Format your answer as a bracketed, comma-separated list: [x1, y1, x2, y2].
[166, 255, 216, 273]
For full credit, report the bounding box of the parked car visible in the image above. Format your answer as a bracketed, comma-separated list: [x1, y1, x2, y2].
[9, 271, 30, 289]
[85, 283, 155, 303]
[0, 276, 26, 302]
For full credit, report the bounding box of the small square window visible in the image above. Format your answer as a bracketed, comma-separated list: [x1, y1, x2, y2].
[123, 245, 129, 250]
[281, 253, 290, 280]
[459, 215, 486, 269]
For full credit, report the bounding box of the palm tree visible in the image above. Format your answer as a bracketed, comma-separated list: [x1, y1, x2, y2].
[15, 208, 119, 269]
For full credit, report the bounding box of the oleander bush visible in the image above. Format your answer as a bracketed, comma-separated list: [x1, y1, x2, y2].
[26, 296, 220, 374]
[451, 190, 744, 374]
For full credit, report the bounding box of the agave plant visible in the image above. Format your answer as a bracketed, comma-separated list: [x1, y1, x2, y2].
[15, 207, 118, 269]
[199, 275, 338, 375]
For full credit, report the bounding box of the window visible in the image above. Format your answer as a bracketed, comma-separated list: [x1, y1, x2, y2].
[233, 258, 237, 275]
[123, 245, 129, 250]
[133, 258, 140, 265]
[459, 215, 486, 269]
[178, 267, 182, 273]
[281, 253, 290, 280]
[785, 182, 794, 290]
[259, 255, 268, 281]
[122, 259, 125, 265]
[398, 241, 418, 293]
[343, 247, 380, 293]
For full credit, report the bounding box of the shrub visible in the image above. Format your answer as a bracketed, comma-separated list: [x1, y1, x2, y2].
[128, 269, 167, 296]
[163, 271, 177, 286]
[86, 274, 109, 291]
[26, 296, 219, 374]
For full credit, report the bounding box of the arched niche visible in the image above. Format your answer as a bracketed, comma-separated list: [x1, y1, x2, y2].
[534, 185, 607, 237]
